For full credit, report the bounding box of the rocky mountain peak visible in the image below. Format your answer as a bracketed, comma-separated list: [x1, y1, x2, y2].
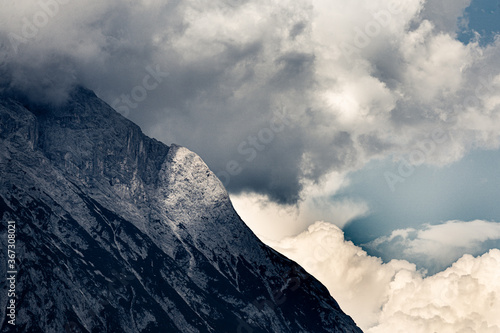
[0, 87, 363, 332]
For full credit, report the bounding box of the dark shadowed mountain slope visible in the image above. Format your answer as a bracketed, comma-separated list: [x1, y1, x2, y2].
[0, 87, 363, 333]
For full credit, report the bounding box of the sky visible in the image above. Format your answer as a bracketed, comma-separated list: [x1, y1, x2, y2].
[1, 0, 500, 331]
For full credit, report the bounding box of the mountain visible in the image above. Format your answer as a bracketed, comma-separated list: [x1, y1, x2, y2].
[0, 87, 363, 333]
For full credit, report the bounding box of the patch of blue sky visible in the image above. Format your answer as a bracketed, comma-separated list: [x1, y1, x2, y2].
[339, 148, 500, 246]
[457, 0, 500, 45]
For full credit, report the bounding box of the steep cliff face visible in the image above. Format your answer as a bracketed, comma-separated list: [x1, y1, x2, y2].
[0, 87, 363, 333]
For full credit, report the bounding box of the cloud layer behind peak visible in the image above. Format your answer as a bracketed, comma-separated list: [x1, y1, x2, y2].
[1, 0, 500, 206]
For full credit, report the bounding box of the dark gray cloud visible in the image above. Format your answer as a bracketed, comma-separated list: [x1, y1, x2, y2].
[1, 0, 500, 207]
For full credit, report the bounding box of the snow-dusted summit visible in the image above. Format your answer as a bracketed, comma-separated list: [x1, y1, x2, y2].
[0, 87, 362, 332]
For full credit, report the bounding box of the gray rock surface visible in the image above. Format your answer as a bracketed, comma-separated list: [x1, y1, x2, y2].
[0, 87, 363, 333]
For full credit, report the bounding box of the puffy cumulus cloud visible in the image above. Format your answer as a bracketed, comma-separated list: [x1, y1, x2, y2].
[370, 250, 500, 333]
[1, 0, 500, 206]
[267, 221, 500, 332]
[366, 220, 500, 274]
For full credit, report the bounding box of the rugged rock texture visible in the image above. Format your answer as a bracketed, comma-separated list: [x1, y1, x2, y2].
[0, 87, 363, 332]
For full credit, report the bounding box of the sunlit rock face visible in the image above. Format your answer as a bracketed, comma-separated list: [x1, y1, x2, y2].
[0, 87, 363, 333]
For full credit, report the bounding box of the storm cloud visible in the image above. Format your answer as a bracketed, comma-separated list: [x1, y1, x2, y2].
[1, 0, 500, 207]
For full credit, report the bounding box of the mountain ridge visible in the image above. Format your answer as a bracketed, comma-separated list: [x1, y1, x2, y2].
[0, 86, 363, 332]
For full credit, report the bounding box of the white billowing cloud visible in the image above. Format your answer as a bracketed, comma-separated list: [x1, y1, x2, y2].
[366, 220, 500, 272]
[311, 0, 500, 168]
[399, 22, 471, 103]
[370, 250, 500, 333]
[309, 0, 500, 170]
[410, 220, 500, 247]
[267, 221, 500, 332]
